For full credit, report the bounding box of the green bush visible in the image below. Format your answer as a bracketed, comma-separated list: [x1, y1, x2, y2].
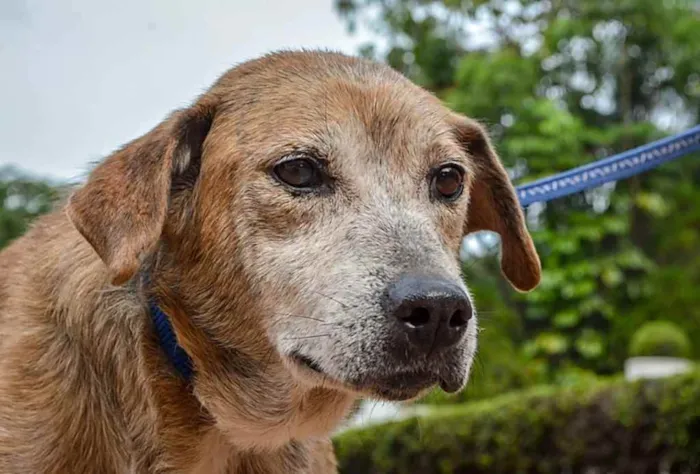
[334, 371, 700, 474]
[629, 320, 692, 358]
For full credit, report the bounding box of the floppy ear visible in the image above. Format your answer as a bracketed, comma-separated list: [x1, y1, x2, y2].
[66, 100, 215, 285]
[451, 114, 541, 292]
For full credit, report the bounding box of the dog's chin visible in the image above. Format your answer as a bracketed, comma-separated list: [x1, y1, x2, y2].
[284, 352, 467, 402]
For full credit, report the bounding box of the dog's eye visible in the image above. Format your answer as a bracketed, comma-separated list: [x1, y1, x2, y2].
[432, 165, 464, 201]
[273, 158, 323, 189]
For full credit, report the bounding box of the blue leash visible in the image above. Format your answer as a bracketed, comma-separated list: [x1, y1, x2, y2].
[515, 125, 700, 206]
[151, 125, 700, 381]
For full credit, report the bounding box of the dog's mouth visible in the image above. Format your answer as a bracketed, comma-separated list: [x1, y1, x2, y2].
[287, 351, 460, 401]
[290, 352, 325, 374]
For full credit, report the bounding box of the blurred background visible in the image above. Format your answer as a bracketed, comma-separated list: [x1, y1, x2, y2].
[2, 0, 699, 472]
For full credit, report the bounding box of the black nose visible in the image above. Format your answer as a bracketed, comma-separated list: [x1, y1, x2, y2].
[386, 275, 472, 354]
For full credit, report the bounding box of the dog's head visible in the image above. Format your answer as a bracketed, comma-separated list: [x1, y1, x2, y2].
[67, 51, 539, 406]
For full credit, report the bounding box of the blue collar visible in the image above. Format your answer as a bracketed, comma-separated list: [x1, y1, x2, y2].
[149, 302, 194, 381]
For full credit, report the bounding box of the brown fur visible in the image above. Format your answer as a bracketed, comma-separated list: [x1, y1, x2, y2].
[0, 50, 540, 473]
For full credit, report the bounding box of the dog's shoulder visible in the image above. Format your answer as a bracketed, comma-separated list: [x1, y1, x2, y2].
[0, 207, 147, 472]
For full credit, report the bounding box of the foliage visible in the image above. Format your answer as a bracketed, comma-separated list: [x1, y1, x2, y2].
[334, 370, 700, 473]
[629, 320, 692, 358]
[0, 167, 59, 249]
[335, 0, 700, 380]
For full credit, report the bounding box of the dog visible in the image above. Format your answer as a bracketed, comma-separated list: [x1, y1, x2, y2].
[0, 50, 540, 473]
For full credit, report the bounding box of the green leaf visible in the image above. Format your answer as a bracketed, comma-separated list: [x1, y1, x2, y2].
[601, 266, 624, 288]
[575, 330, 605, 359]
[552, 239, 580, 255]
[561, 280, 597, 298]
[534, 332, 569, 355]
[602, 216, 628, 235]
[635, 192, 671, 217]
[554, 310, 581, 328]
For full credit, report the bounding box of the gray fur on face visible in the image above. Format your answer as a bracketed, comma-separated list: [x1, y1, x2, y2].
[241, 134, 478, 401]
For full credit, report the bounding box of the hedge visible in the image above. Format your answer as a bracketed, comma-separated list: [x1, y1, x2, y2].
[334, 370, 700, 474]
[629, 320, 692, 358]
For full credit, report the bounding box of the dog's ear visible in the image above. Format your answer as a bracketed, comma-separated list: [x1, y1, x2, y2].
[66, 100, 215, 285]
[450, 114, 541, 292]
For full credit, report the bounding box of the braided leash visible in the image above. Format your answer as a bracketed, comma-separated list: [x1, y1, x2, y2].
[515, 125, 700, 207]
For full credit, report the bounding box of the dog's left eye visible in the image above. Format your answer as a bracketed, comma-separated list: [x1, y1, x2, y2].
[432, 164, 465, 201]
[273, 158, 323, 189]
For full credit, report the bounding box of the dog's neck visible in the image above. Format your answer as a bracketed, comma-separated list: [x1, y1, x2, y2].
[149, 301, 194, 381]
[141, 273, 358, 453]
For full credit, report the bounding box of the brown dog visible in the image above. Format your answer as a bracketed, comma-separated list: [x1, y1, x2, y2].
[0, 50, 540, 473]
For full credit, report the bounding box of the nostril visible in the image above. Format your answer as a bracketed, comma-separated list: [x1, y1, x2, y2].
[449, 309, 469, 328]
[402, 307, 431, 328]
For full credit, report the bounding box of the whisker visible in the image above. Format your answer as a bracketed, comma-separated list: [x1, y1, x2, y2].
[274, 313, 329, 324]
[283, 334, 332, 341]
[367, 400, 379, 424]
[473, 311, 497, 322]
[471, 353, 487, 383]
[354, 257, 374, 276]
[311, 290, 348, 309]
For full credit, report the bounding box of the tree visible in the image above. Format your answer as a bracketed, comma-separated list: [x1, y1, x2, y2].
[0, 167, 59, 249]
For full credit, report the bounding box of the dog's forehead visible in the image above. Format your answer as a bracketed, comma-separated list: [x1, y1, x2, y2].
[319, 80, 461, 168]
[213, 53, 466, 173]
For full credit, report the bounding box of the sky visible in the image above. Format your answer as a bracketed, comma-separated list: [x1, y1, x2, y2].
[0, 0, 488, 260]
[0, 0, 371, 182]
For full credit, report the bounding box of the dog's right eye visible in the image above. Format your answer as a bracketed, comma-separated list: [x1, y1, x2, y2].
[273, 157, 324, 190]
